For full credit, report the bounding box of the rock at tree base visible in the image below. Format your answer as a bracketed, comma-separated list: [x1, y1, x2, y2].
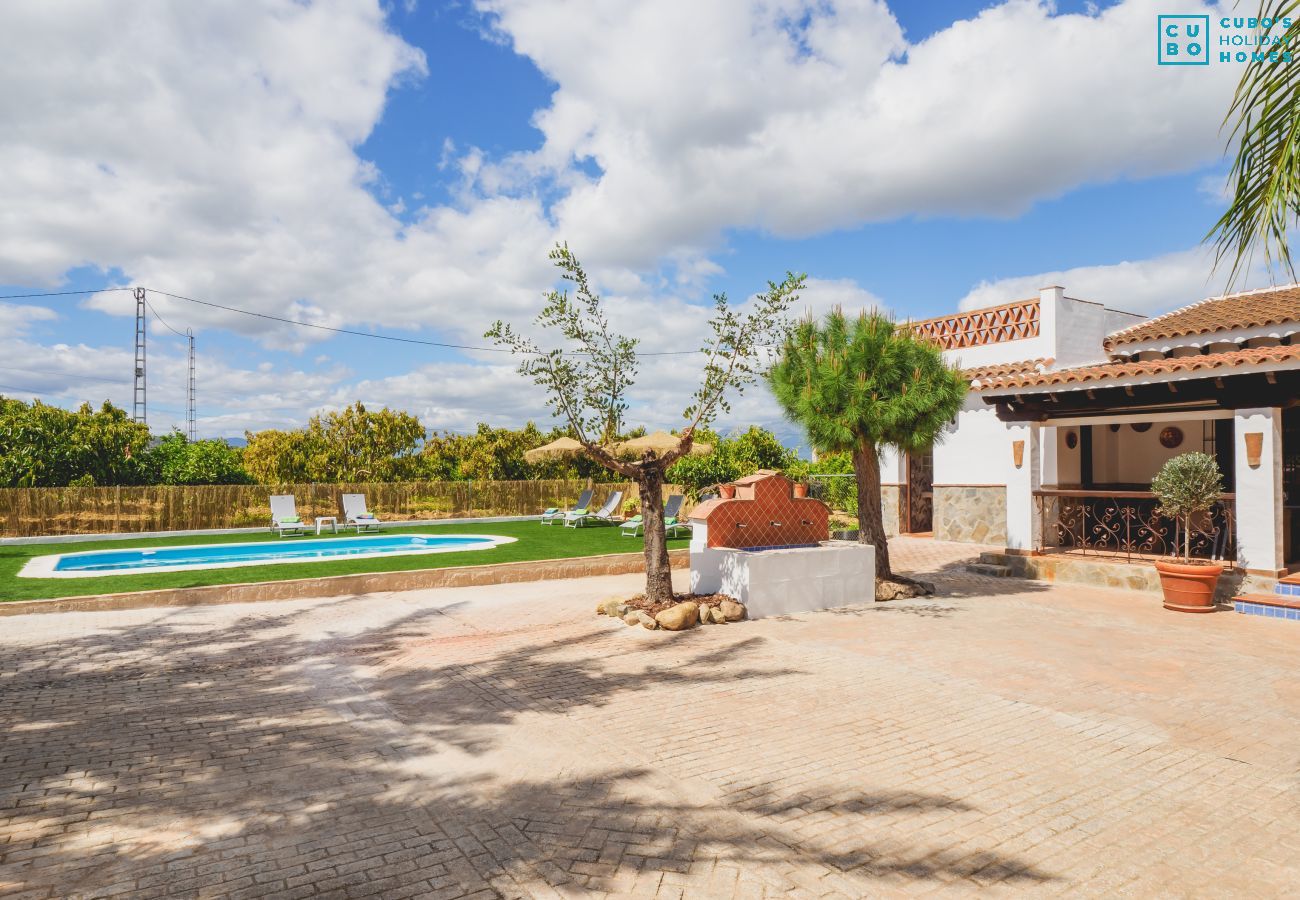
[655, 601, 699, 631]
[636, 611, 658, 630]
[622, 612, 640, 626]
[598, 598, 630, 617]
[875, 579, 936, 602]
[719, 599, 747, 622]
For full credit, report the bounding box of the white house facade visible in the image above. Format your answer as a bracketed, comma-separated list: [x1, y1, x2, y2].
[884, 284, 1300, 581]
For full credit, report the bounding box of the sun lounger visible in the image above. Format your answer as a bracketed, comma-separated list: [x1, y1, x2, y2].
[620, 494, 686, 537]
[341, 493, 383, 532]
[542, 488, 593, 525]
[269, 495, 307, 537]
[565, 491, 623, 528]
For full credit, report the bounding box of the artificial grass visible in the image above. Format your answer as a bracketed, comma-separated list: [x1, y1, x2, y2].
[0, 520, 691, 603]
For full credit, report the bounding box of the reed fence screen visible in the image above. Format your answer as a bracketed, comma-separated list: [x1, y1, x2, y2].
[0, 480, 661, 537]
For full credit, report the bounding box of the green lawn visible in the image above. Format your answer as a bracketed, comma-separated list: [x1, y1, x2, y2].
[0, 520, 691, 603]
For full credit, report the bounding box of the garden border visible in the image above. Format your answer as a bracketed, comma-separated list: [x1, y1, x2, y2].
[0, 547, 689, 616]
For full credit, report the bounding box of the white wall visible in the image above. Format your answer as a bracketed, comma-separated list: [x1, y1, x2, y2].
[1089, 418, 1206, 486]
[933, 396, 1012, 485]
[1234, 408, 1284, 575]
[878, 445, 905, 484]
[942, 333, 1054, 371]
[1054, 295, 1134, 368]
[1049, 426, 1080, 486]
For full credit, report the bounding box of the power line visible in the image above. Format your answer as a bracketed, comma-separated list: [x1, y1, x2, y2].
[0, 285, 701, 356]
[0, 287, 133, 300]
[144, 296, 187, 338]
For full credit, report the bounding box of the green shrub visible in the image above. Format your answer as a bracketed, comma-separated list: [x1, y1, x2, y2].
[1150, 452, 1223, 561]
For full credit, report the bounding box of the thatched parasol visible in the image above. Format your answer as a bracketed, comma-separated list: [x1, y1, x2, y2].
[616, 430, 712, 458]
[524, 436, 587, 464]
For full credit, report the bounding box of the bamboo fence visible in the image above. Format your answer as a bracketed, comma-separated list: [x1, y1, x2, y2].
[0, 480, 675, 537]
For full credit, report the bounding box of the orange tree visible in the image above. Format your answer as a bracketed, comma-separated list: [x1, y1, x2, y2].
[487, 244, 803, 603]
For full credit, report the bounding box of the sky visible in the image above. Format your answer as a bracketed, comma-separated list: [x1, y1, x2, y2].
[0, 0, 1277, 445]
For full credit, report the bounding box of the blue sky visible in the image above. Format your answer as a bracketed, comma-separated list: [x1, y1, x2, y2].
[0, 0, 1261, 440]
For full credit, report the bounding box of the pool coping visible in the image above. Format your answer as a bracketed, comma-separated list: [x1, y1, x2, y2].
[18, 533, 519, 579]
[0, 548, 690, 616]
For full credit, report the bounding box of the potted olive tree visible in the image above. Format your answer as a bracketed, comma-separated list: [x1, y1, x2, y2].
[1150, 452, 1226, 613]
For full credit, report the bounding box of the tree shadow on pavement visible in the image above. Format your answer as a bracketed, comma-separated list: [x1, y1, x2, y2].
[0, 596, 1056, 897]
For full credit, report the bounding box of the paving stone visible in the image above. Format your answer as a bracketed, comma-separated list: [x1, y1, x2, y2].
[1, 543, 1297, 897]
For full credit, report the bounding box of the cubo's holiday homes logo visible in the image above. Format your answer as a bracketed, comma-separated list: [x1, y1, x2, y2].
[1158, 14, 1209, 64]
[1157, 13, 1296, 65]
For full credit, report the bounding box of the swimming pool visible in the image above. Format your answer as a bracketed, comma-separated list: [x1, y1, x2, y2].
[19, 533, 518, 578]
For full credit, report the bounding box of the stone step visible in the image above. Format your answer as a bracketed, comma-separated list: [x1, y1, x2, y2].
[966, 562, 1011, 578]
[1274, 578, 1300, 598]
[978, 551, 1007, 566]
[1233, 593, 1300, 621]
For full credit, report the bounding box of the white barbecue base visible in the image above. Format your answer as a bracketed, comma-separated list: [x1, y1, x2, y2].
[689, 541, 877, 618]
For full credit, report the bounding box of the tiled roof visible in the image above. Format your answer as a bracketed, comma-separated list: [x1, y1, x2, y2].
[972, 344, 1300, 392]
[906, 298, 1040, 350]
[1103, 285, 1300, 350]
[960, 358, 1054, 381]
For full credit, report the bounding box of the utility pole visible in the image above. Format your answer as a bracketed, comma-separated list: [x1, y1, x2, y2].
[187, 328, 196, 442]
[132, 287, 147, 425]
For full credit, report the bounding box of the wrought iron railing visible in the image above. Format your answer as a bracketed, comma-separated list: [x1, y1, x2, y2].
[1033, 489, 1236, 563]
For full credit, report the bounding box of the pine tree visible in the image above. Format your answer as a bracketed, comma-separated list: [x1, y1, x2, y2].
[768, 310, 967, 581]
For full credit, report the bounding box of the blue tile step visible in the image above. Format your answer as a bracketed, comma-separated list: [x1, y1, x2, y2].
[1274, 578, 1300, 598]
[1233, 593, 1300, 620]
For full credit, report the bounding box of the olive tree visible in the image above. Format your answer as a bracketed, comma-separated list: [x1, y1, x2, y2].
[487, 244, 804, 602]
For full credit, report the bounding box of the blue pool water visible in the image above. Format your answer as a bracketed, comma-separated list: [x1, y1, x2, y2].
[29, 534, 514, 578]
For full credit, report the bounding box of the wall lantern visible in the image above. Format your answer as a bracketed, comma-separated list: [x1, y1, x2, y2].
[1012, 440, 1025, 469]
[1245, 432, 1264, 468]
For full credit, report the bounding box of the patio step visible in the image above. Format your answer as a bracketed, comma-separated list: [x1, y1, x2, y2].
[965, 562, 1011, 578]
[1232, 592, 1300, 621]
[1274, 573, 1300, 598]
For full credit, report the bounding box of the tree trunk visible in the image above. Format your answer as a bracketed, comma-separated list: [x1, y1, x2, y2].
[638, 465, 674, 603]
[852, 441, 892, 580]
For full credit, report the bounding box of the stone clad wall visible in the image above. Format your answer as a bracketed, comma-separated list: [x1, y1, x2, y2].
[881, 485, 901, 536]
[933, 485, 1006, 545]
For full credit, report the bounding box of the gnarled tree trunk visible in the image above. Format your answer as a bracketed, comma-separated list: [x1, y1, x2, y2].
[852, 441, 892, 580]
[637, 464, 674, 603]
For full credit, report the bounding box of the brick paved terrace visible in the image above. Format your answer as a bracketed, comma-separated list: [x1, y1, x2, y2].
[1, 537, 1297, 898]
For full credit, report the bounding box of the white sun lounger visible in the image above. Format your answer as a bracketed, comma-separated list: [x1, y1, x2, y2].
[269, 495, 307, 537]
[620, 494, 686, 537]
[542, 488, 593, 525]
[565, 491, 623, 528]
[341, 493, 383, 532]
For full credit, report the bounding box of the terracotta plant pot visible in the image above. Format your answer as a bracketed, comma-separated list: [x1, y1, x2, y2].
[792, 483, 808, 498]
[1153, 559, 1223, 613]
[719, 484, 736, 499]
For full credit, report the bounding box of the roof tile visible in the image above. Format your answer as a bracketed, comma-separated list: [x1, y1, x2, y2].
[973, 344, 1300, 391]
[1104, 285, 1300, 350]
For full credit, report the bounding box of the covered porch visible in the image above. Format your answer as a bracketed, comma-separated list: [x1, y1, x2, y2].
[985, 364, 1299, 579]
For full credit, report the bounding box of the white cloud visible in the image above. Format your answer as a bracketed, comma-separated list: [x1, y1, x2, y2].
[956, 246, 1279, 316]
[0, 0, 1255, 437]
[479, 0, 1239, 269]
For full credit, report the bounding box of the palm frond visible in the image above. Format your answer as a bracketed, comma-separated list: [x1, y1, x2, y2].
[1210, 1, 1300, 286]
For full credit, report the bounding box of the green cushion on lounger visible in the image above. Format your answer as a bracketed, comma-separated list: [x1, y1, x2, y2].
[279, 516, 301, 524]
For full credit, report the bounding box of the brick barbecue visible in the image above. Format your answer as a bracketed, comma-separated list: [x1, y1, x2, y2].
[688, 470, 829, 550]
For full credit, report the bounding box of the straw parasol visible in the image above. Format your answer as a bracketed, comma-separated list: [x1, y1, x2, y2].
[524, 436, 587, 464]
[616, 430, 712, 458]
